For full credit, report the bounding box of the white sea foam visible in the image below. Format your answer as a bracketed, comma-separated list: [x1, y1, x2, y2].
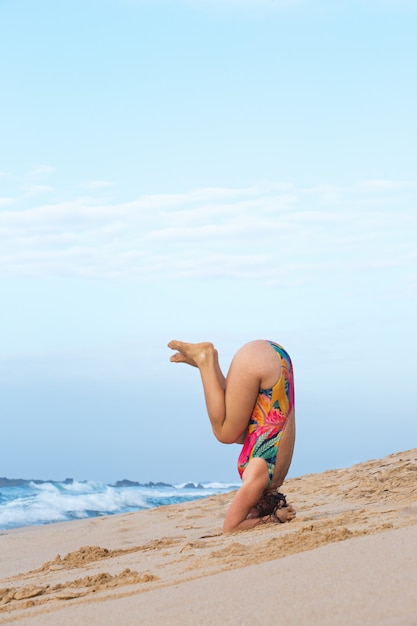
[0, 480, 237, 530]
[201, 482, 240, 490]
[56, 480, 102, 493]
[29, 480, 101, 493]
[0, 484, 148, 529]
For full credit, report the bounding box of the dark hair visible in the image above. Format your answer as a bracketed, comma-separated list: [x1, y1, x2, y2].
[255, 490, 287, 520]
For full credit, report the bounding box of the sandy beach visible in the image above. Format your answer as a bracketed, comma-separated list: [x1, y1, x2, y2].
[1, 448, 416, 625]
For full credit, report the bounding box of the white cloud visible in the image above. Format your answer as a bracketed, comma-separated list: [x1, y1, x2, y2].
[24, 184, 54, 197]
[0, 197, 15, 207]
[0, 180, 415, 296]
[29, 165, 55, 179]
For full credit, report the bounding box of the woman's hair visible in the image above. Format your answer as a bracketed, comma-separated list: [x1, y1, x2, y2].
[255, 490, 287, 520]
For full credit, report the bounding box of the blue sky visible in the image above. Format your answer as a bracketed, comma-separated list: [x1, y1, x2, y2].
[1, 0, 416, 483]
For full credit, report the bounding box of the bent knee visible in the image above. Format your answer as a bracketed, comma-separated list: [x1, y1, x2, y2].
[213, 430, 240, 445]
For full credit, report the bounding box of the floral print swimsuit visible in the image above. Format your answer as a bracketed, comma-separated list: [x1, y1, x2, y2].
[237, 341, 295, 486]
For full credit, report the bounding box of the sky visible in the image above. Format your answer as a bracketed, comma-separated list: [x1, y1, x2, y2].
[0, 0, 416, 484]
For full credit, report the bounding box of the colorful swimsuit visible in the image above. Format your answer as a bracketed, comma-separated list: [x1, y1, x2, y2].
[237, 341, 295, 486]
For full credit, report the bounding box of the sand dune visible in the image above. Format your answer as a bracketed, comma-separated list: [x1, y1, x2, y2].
[1, 449, 416, 625]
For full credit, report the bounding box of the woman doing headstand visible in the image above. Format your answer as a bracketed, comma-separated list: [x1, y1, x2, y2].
[168, 339, 296, 533]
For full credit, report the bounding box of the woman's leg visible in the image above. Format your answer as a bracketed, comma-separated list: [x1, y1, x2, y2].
[168, 340, 281, 444]
[169, 342, 230, 436]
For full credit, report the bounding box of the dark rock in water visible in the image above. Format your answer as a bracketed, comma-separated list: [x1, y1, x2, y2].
[143, 481, 173, 488]
[0, 477, 74, 487]
[183, 482, 204, 489]
[111, 479, 141, 488]
[0, 476, 178, 490]
[0, 478, 50, 487]
[0, 477, 30, 487]
[110, 480, 173, 488]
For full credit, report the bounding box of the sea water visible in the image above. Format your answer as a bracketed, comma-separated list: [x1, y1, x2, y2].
[0, 479, 238, 531]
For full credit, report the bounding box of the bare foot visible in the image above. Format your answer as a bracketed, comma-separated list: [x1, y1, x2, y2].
[168, 340, 215, 368]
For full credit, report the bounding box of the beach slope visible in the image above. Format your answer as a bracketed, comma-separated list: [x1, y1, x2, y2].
[1, 449, 416, 625]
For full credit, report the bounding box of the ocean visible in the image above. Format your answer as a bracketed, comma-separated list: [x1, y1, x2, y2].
[0, 478, 239, 531]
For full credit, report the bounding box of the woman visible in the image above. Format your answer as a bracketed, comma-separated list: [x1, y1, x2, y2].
[168, 339, 296, 532]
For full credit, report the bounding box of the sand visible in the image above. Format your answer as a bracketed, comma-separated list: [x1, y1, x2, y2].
[1, 449, 416, 625]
